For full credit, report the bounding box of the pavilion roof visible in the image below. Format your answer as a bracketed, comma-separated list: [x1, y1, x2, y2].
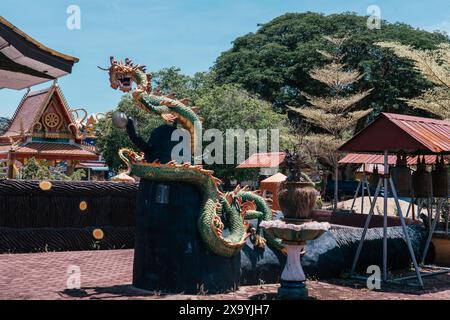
[237, 152, 286, 169]
[260, 172, 287, 184]
[339, 153, 447, 165]
[339, 113, 450, 155]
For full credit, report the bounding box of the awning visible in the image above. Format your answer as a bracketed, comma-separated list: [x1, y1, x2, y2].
[237, 152, 285, 169]
[0, 16, 78, 90]
[339, 153, 446, 165]
[76, 161, 109, 171]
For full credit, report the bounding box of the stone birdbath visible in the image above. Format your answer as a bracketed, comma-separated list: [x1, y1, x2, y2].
[260, 220, 329, 299]
[261, 149, 330, 299]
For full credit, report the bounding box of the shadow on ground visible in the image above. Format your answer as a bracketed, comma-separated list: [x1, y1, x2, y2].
[61, 285, 165, 299]
[325, 272, 450, 296]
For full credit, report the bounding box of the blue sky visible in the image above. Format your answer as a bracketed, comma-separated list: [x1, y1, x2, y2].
[1, 0, 449, 117]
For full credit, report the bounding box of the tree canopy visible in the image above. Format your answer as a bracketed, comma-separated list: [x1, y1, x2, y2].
[96, 70, 295, 180]
[377, 42, 450, 119]
[196, 84, 294, 180]
[289, 35, 373, 169]
[0, 117, 9, 135]
[95, 95, 163, 172]
[213, 12, 449, 118]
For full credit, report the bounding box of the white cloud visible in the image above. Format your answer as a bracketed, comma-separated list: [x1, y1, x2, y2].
[424, 19, 450, 35]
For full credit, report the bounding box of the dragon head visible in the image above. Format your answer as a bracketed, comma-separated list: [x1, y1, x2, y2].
[99, 56, 149, 93]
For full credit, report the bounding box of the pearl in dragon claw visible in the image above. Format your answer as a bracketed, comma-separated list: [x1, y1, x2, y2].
[112, 112, 128, 129]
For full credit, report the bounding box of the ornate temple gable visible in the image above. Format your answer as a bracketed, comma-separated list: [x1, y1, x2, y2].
[31, 86, 75, 140]
[0, 84, 79, 143]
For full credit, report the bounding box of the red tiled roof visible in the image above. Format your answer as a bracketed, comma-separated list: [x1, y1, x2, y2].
[2, 88, 51, 137]
[339, 153, 445, 165]
[339, 113, 450, 154]
[1, 85, 76, 142]
[11, 142, 99, 161]
[260, 172, 286, 183]
[237, 152, 285, 169]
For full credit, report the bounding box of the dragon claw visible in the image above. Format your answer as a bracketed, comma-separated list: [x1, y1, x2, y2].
[161, 113, 177, 123]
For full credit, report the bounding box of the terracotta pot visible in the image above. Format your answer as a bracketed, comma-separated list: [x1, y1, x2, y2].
[278, 182, 317, 219]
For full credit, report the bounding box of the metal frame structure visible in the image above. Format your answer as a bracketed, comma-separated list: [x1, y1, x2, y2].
[418, 196, 449, 263]
[350, 151, 424, 287]
[349, 164, 373, 214]
[339, 113, 450, 288]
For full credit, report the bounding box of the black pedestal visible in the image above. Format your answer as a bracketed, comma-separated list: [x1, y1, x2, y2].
[133, 180, 241, 294]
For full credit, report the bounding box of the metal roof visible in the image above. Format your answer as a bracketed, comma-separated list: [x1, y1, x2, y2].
[236, 152, 285, 169]
[339, 153, 445, 165]
[339, 113, 450, 155]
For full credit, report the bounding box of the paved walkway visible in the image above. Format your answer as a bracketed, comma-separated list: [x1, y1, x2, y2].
[1, 249, 450, 300]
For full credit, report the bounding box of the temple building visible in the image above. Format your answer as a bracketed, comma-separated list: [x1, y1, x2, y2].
[0, 16, 108, 180]
[0, 84, 103, 178]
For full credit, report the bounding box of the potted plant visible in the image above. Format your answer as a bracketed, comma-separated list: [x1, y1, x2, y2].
[278, 149, 317, 222]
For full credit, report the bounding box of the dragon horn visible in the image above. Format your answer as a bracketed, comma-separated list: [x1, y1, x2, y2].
[110, 56, 116, 65]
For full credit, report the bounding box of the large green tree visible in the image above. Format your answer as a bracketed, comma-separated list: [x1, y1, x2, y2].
[377, 42, 450, 120]
[95, 95, 163, 172]
[0, 117, 9, 135]
[213, 12, 449, 118]
[289, 35, 374, 208]
[197, 84, 294, 182]
[96, 69, 295, 181]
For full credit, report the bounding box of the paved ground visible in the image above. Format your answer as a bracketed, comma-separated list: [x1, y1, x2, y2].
[1, 249, 450, 300]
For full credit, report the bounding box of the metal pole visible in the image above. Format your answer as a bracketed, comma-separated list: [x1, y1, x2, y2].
[351, 179, 362, 213]
[417, 199, 425, 221]
[334, 165, 339, 211]
[361, 180, 365, 214]
[350, 178, 383, 275]
[406, 200, 412, 218]
[383, 150, 388, 282]
[421, 198, 443, 263]
[365, 175, 373, 207]
[446, 198, 449, 235]
[361, 164, 365, 214]
[427, 198, 432, 232]
[389, 176, 424, 288]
